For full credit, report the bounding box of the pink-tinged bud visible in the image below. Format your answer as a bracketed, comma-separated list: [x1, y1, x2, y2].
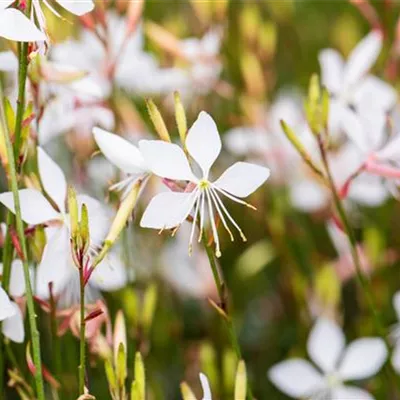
[83, 264, 94, 286]
[18, 0, 27, 11]
[85, 308, 104, 322]
[113, 311, 127, 366]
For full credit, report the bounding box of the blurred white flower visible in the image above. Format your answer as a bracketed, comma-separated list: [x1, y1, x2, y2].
[199, 373, 212, 400]
[51, 11, 186, 97]
[0, 286, 24, 343]
[92, 127, 149, 196]
[319, 31, 396, 135]
[180, 28, 222, 95]
[0, 1, 45, 42]
[140, 111, 270, 257]
[0, 148, 127, 307]
[269, 317, 387, 399]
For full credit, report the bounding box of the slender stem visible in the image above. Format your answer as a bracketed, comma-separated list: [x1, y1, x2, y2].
[14, 0, 32, 159]
[201, 237, 253, 400]
[78, 267, 86, 395]
[49, 289, 62, 383]
[0, 80, 45, 400]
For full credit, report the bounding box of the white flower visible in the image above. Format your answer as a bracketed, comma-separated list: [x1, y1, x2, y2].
[92, 127, 149, 196]
[269, 317, 387, 399]
[0, 259, 33, 298]
[0, 286, 24, 343]
[51, 12, 186, 97]
[319, 31, 396, 135]
[0, 148, 127, 307]
[139, 111, 270, 257]
[0, 1, 45, 42]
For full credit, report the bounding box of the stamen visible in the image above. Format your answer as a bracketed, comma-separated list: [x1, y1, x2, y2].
[208, 188, 234, 241]
[205, 189, 221, 257]
[188, 191, 202, 256]
[213, 185, 257, 210]
[198, 190, 206, 243]
[211, 188, 247, 242]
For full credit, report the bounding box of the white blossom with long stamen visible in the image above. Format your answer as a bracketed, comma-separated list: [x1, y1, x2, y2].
[139, 111, 270, 257]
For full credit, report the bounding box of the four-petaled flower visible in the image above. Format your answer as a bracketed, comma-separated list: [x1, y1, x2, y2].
[269, 317, 387, 399]
[139, 111, 270, 257]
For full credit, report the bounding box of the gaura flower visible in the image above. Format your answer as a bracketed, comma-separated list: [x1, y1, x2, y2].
[0, 147, 127, 307]
[319, 30, 396, 135]
[0, 285, 24, 343]
[269, 317, 387, 399]
[92, 127, 149, 196]
[0, 1, 45, 42]
[0, 259, 33, 298]
[139, 111, 270, 257]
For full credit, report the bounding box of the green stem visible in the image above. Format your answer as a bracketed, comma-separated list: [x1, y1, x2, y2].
[78, 267, 86, 395]
[0, 81, 45, 400]
[201, 237, 253, 400]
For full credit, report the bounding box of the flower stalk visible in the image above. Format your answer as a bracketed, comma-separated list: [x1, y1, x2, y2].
[0, 72, 45, 400]
[201, 236, 253, 400]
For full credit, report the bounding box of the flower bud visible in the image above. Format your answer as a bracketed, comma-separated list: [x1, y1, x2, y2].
[68, 186, 79, 243]
[113, 311, 127, 368]
[174, 91, 187, 146]
[180, 382, 197, 400]
[234, 360, 247, 400]
[240, 51, 266, 99]
[116, 343, 127, 390]
[141, 284, 157, 334]
[146, 99, 171, 142]
[79, 203, 90, 255]
[134, 352, 146, 400]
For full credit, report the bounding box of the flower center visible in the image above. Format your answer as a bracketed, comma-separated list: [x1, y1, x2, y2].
[326, 372, 341, 389]
[198, 179, 210, 190]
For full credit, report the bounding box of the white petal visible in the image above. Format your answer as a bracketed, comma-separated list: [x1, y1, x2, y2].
[0, 9, 45, 42]
[0, 189, 59, 225]
[394, 292, 400, 322]
[375, 134, 400, 162]
[338, 338, 387, 380]
[200, 373, 212, 400]
[9, 259, 30, 298]
[186, 111, 221, 177]
[319, 49, 344, 94]
[140, 191, 195, 230]
[343, 31, 382, 87]
[354, 76, 397, 111]
[213, 162, 270, 198]
[139, 140, 195, 181]
[332, 385, 374, 400]
[37, 147, 67, 213]
[268, 359, 324, 398]
[340, 108, 369, 153]
[55, 0, 94, 15]
[289, 179, 330, 212]
[307, 317, 345, 373]
[0, 51, 18, 72]
[0, 286, 15, 320]
[392, 343, 400, 373]
[93, 127, 147, 174]
[36, 226, 72, 299]
[90, 252, 127, 291]
[2, 302, 24, 343]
